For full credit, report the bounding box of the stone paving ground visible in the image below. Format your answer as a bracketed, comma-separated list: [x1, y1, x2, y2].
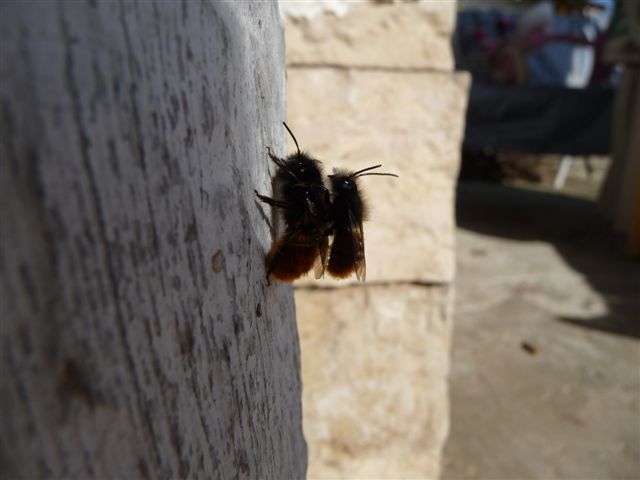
[442, 182, 640, 480]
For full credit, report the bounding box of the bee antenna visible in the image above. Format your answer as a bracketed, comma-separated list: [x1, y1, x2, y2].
[282, 122, 301, 154]
[358, 172, 399, 178]
[351, 164, 398, 178]
[351, 164, 382, 177]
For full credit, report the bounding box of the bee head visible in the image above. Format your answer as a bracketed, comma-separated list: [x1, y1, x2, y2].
[329, 165, 398, 195]
[328, 170, 358, 195]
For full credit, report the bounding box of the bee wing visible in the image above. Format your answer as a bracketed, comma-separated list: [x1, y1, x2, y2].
[348, 209, 366, 282]
[313, 236, 329, 279]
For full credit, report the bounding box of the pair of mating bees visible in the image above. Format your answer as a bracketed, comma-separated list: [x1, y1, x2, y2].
[255, 123, 398, 283]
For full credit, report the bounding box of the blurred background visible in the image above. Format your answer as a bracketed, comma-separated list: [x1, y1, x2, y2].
[280, 0, 639, 478]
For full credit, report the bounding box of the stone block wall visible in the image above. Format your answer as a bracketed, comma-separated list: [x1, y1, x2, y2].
[282, 1, 469, 477]
[285, 2, 455, 70]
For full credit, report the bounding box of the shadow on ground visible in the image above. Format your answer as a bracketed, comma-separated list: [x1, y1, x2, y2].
[443, 181, 640, 480]
[456, 181, 639, 337]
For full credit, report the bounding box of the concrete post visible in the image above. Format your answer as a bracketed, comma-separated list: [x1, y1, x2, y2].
[0, 2, 307, 478]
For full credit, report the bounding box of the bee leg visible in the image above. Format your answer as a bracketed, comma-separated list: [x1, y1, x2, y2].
[254, 190, 290, 210]
[267, 147, 301, 181]
[266, 147, 286, 168]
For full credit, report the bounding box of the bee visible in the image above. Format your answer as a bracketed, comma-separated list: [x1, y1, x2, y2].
[327, 165, 398, 281]
[255, 123, 333, 282]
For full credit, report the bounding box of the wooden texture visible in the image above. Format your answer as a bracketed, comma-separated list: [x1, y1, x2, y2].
[0, 2, 307, 478]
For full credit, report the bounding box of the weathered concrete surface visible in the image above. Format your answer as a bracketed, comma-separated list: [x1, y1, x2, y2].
[0, 2, 306, 478]
[287, 68, 470, 285]
[282, 1, 456, 70]
[296, 285, 453, 479]
[443, 183, 640, 480]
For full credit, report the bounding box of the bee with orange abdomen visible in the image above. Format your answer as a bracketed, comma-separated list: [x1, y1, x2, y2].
[255, 123, 333, 282]
[327, 165, 398, 281]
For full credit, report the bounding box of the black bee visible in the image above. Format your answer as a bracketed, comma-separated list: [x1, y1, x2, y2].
[255, 123, 333, 282]
[327, 165, 398, 281]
